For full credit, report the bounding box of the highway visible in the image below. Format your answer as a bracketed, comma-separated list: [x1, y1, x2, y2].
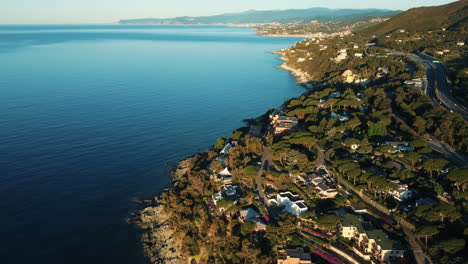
[391, 50, 468, 120]
[379, 47, 468, 166]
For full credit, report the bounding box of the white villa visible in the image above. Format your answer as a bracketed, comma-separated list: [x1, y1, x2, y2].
[269, 191, 308, 216]
[388, 180, 412, 201]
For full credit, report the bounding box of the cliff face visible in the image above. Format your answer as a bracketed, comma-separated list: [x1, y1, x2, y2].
[132, 157, 196, 264]
[134, 203, 183, 264]
[171, 157, 193, 183]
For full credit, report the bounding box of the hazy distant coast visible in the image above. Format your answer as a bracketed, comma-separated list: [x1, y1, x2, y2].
[118, 8, 400, 25]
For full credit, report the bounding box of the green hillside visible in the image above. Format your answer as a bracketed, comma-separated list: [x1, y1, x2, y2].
[119, 8, 400, 25]
[360, 0, 468, 36]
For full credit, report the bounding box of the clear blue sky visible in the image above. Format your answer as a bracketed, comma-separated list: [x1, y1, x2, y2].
[1, 0, 458, 24]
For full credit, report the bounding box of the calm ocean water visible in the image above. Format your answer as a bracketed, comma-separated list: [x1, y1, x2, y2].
[0, 25, 303, 264]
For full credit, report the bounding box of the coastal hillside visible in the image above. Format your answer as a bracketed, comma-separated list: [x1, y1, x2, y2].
[360, 0, 468, 36]
[132, 2, 468, 264]
[363, 0, 468, 107]
[119, 8, 400, 25]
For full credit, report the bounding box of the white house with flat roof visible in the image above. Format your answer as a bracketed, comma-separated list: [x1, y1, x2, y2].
[388, 180, 412, 201]
[269, 191, 308, 216]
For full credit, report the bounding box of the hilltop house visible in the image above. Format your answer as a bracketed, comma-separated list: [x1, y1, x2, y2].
[212, 184, 241, 214]
[341, 214, 405, 263]
[384, 141, 415, 152]
[334, 49, 348, 63]
[270, 115, 299, 135]
[217, 167, 233, 183]
[342, 70, 356, 83]
[309, 175, 324, 186]
[239, 208, 267, 232]
[388, 180, 412, 201]
[220, 143, 232, 155]
[315, 183, 338, 199]
[277, 247, 312, 264]
[354, 53, 364, 58]
[269, 191, 308, 216]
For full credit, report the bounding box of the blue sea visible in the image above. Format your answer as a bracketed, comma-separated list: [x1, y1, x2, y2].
[0, 25, 303, 264]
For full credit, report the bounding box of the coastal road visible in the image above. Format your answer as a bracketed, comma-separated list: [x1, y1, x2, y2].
[378, 47, 468, 167]
[255, 147, 273, 207]
[427, 139, 468, 167]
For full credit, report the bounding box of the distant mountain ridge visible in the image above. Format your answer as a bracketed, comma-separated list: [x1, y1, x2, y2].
[360, 0, 468, 35]
[119, 8, 401, 25]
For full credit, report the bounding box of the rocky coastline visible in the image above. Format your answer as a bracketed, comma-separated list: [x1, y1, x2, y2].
[131, 157, 194, 264]
[131, 201, 182, 264]
[273, 51, 313, 88]
[133, 45, 309, 264]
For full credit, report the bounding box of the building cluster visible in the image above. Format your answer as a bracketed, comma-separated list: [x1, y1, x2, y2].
[341, 214, 406, 263]
[270, 114, 299, 135]
[211, 142, 235, 183]
[213, 184, 238, 202]
[269, 191, 308, 216]
[308, 169, 338, 199]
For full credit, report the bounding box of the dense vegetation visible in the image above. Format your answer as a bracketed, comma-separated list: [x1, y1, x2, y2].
[360, 0, 468, 105]
[359, 0, 468, 36]
[135, 2, 467, 264]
